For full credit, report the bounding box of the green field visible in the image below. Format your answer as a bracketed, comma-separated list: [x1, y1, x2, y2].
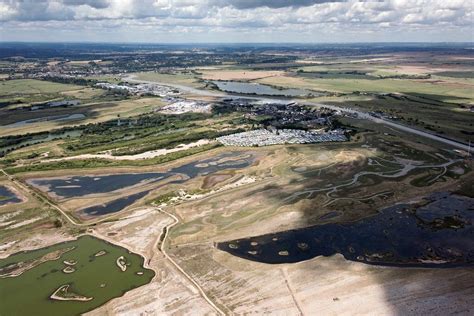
[0, 235, 154, 316]
[132, 71, 205, 88]
[259, 75, 474, 101]
[0, 79, 83, 96]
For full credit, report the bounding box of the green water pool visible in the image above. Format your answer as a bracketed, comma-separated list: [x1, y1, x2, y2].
[0, 235, 154, 316]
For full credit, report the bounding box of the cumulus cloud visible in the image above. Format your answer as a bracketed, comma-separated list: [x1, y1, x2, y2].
[0, 0, 472, 42]
[212, 0, 344, 9]
[62, 0, 110, 9]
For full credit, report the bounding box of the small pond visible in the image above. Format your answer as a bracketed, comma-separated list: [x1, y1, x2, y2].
[0, 185, 22, 206]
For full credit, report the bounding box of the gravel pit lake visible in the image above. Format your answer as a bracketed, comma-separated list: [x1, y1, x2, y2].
[0, 235, 154, 316]
[29, 152, 257, 216]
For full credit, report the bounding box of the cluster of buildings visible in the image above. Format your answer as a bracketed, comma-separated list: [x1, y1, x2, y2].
[217, 128, 347, 147]
[217, 99, 333, 128]
[159, 100, 213, 114]
[95, 82, 180, 97]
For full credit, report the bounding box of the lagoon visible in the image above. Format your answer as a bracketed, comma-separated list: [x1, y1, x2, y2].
[0, 235, 154, 316]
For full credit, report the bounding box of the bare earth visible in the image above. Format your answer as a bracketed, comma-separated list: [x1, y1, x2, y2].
[85, 207, 217, 316]
[42, 139, 212, 162]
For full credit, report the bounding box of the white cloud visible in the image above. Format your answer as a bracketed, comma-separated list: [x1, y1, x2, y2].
[0, 0, 472, 42]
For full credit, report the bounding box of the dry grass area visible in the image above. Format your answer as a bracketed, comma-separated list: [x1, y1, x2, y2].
[200, 70, 284, 81]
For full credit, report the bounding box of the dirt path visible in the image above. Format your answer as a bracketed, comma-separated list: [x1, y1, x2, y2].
[0, 168, 83, 226]
[157, 206, 227, 315]
[281, 268, 304, 316]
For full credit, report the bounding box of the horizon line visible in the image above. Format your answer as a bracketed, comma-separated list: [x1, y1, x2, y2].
[1, 41, 473, 45]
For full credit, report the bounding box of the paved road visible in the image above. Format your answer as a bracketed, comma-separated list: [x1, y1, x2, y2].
[306, 103, 472, 152]
[125, 75, 471, 152]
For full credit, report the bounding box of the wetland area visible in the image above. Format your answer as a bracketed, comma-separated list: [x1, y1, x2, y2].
[219, 193, 474, 267]
[28, 152, 257, 217]
[0, 235, 154, 316]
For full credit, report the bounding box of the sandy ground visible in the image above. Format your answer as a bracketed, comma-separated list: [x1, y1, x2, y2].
[85, 207, 218, 316]
[42, 139, 212, 162]
[286, 255, 474, 315]
[393, 65, 473, 74]
[169, 245, 474, 315]
[6, 217, 44, 230]
[200, 70, 284, 81]
[0, 230, 74, 259]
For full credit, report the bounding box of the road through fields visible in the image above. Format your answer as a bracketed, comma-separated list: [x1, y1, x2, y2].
[125, 74, 472, 152]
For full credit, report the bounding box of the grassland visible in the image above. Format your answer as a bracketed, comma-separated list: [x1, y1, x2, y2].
[0, 96, 163, 137]
[258, 75, 473, 100]
[132, 71, 205, 88]
[199, 69, 284, 81]
[0, 79, 83, 96]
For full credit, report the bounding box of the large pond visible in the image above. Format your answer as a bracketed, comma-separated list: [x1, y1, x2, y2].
[0, 185, 22, 206]
[0, 235, 154, 316]
[218, 193, 474, 268]
[29, 152, 256, 216]
[212, 81, 313, 97]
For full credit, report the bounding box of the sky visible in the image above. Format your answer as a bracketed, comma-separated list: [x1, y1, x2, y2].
[0, 0, 473, 43]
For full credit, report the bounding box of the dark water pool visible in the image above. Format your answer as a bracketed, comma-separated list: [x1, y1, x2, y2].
[81, 190, 151, 216]
[30, 173, 168, 198]
[218, 193, 474, 268]
[0, 186, 21, 206]
[30, 152, 256, 216]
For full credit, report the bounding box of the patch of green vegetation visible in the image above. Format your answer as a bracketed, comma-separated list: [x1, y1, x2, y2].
[132, 71, 204, 88]
[434, 71, 474, 79]
[0, 79, 83, 96]
[410, 168, 446, 187]
[296, 70, 377, 80]
[6, 143, 222, 174]
[153, 191, 179, 205]
[57, 112, 230, 155]
[333, 93, 474, 143]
